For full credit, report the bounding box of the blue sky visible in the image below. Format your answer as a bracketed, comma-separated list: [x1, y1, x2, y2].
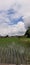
[0, 0, 30, 36]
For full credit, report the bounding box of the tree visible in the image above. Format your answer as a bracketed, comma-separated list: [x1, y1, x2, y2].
[25, 27, 30, 38]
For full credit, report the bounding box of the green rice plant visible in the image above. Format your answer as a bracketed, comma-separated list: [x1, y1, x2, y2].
[0, 44, 30, 64]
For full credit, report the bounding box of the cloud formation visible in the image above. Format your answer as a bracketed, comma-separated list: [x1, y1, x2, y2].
[0, 0, 30, 36]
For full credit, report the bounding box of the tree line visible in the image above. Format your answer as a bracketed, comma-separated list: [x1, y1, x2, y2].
[25, 27, 30, 38]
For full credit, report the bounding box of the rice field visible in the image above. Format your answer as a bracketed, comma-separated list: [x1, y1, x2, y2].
[0, 37, 30, 47]
[0, 37, 30, 64]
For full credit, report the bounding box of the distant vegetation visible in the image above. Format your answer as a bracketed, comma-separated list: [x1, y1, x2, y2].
[25, 27, 30, 38]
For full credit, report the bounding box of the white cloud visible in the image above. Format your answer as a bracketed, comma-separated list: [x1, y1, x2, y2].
[0, 23, 8, 36]
[24, 16, 30, 28]
[0, 21, 26, 36]
[0, 0, 30, 36]
[8, 22, 25, 36]
[0, 0, 15, 10]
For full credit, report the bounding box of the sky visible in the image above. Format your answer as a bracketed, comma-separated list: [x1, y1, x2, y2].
[0, 0, 30, 36]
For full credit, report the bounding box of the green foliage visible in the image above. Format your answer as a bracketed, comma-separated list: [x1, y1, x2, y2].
[25, 27, 30, 38]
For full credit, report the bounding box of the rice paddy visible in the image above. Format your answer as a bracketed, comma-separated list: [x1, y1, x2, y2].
[0, 37, 30, 64]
